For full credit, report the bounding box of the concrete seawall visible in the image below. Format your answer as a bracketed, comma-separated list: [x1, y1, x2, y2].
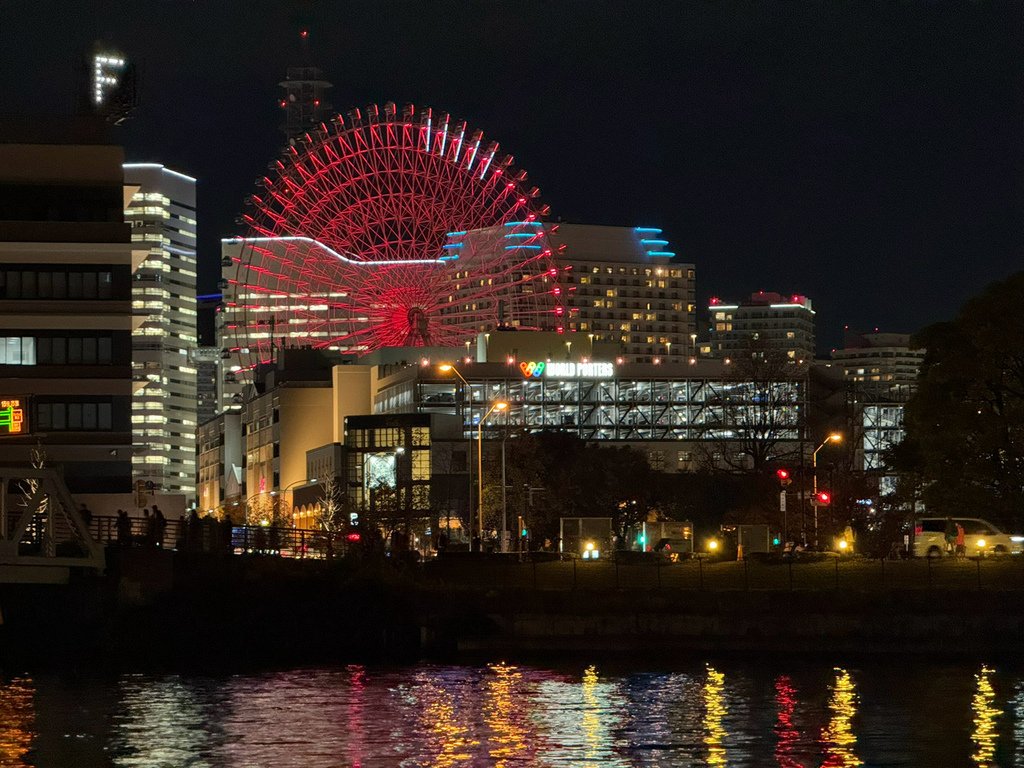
[421, 589, 1024, 656]
[4, 552, 1024, 666]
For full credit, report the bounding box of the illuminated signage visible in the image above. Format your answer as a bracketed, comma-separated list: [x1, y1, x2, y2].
[0, 397, 26, 435]
[519, 361, 614, 379]
[520, 361, 545, 378]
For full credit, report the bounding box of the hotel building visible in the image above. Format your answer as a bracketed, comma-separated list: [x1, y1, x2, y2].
[123, 163, 198, 495]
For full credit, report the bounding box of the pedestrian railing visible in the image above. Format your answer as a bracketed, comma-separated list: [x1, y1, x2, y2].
[88, 515, 354, 559]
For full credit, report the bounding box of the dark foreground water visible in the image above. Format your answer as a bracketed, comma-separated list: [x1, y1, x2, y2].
[1, 659, 1023, 767]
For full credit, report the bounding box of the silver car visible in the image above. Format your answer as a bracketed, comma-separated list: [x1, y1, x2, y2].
[913, 517, 1024, 558]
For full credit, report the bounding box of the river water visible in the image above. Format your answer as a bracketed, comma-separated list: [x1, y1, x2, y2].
[0, 658, 1021, 767]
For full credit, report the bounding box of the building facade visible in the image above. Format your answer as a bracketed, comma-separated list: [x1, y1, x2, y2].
[553, 224, 696, 363]
[374, 357, 806, 471]
[191, 345, 220, 426]
[833, 330, 925, 475]
[123, 163, 198, 496]
[197, 412, 242, 516]
[705, 292, 816, 363]
[0, 137, 141, 492]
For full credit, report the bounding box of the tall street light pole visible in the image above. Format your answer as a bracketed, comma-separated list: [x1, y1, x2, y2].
[477, 400, 508, 547]
[812, 432, 842, 546]
[439, 363, 474, 545]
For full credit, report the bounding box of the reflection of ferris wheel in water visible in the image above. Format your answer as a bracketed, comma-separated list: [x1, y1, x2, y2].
[225, 102, 566, 364]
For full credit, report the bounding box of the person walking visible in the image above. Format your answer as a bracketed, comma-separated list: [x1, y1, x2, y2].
[955, 523, 967, 559]
[142, 508, 153, 546]
[152, 505, 167, 548]
[115, 509, 131, 546]
[944, 517, 956, 555]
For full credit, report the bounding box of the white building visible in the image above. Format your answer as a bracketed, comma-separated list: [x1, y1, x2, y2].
[705, 291, 815, 363]
[832, 330, 924, 393]
[553, 224, 696, 363]
[123, 163, 198, 496]
[833, 330, 925, 475]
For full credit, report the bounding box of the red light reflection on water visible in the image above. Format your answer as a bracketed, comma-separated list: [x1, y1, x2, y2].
[774, 675, 802, 768]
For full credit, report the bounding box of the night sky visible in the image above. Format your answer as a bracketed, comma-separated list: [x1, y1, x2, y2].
[2, 2, 1020, 352]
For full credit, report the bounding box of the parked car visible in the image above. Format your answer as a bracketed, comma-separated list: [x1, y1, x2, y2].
[913, 517, 1024, 558]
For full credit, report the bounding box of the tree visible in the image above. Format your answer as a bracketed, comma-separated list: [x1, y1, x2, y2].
[903, 272, 1024, 530]
[315, 474, 346, 534]
[698, 342, 807, 475]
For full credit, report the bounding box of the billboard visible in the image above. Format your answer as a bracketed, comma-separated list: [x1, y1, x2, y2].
[0, 397, 27, 435]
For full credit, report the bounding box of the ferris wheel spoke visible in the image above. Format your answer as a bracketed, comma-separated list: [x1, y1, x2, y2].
[230, 102, 561, 357]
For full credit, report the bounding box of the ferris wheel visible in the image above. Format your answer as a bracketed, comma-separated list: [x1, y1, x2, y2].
[223, 102, 566, 366]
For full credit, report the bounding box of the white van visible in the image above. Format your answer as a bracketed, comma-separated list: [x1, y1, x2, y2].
[913, 517, 1024, 558]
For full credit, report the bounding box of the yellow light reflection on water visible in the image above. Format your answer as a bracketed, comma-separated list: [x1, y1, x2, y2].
[484, 662, 528, 767]
[972, 664, 1001, 766]
[821, 667, 861, 767]
[702, 665, 728, 766]
[581, 664, 603, 761]
[420, 681, 478, 767]
[0, 677, 34, 763]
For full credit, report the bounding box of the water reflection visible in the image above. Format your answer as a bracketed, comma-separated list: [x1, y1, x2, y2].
[774, 675, 800, 768]
[0, 677, 34, 765]
[6, 660, 1024, 766]
[416, 675, 476, 767]
[345, 665, 367, 768]
[820, 667, 861, 768]
[483, 663, 529, 766]
[972, 664, 1000, 767]
[703, 665, 728, 766]
[109, 673, 229, 767]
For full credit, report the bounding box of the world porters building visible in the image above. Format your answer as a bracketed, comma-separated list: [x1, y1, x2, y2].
[372, 353, 806, 471]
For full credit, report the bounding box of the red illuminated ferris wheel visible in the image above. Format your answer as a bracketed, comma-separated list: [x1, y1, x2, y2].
[225, 102, 566, 362]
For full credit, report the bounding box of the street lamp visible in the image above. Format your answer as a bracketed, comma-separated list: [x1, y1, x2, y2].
[280, 477, 318, 528]
[811, 432, 842, 546]
[439, 363, 475, 542]
[478, 400, 508, 548]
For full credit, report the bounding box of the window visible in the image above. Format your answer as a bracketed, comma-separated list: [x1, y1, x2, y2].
[0, 337, 35, 365]
[37, 400, 113, 431]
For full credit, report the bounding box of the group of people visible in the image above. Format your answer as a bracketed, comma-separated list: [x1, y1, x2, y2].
[113, 505, 168, 547]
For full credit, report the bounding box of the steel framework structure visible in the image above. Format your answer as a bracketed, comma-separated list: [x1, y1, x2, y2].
[401, 374, 804, 443]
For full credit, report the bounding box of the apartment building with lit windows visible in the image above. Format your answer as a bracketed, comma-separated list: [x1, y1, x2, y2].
[553, 224, 696, 363]
[123, 163, 198, 495]
[705, 291, 815, 363]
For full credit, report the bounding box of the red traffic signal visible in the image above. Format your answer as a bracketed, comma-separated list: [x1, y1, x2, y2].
[813, 491, 832, 506]
[776, 468, 792, 487]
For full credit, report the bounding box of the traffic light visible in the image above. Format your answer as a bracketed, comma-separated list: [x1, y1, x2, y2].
[812, 491, 832, 507]
[776, 468, 792, 487]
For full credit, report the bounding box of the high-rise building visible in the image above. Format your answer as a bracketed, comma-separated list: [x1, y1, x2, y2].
[832, 330, 924, 393]
[191, 345, 221, 426]
[123, 163, 198, 496]
[705, 291, 816, 362]
[554, 224, 696, 363]
[832, 330, 925, 475]
[0, 134, 141, 492]
[277, 31, 332, 141]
